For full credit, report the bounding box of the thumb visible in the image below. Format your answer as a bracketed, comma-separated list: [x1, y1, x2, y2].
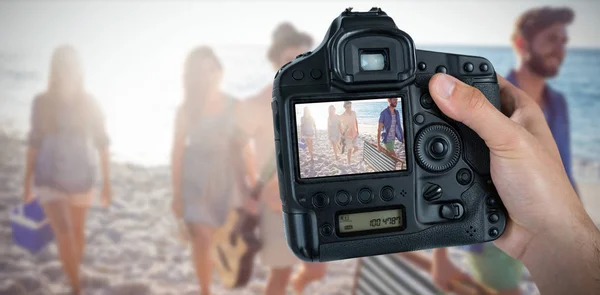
[428, 74, 521, 150]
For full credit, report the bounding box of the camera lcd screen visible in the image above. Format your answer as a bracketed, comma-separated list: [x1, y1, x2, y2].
[338, 208, 404, 234]
[295, 98, 407, 179]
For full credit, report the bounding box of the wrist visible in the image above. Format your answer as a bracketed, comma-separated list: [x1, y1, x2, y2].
[521, 203, 600, 293]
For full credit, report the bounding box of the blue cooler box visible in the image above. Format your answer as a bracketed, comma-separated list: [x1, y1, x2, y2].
[299, 138, 307, 149]
[10, 199, 54, 254]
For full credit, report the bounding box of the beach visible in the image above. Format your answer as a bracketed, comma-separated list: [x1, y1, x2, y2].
[0, 129, 360, 295]
[1, 125, 599, 294]
[297, 130, 407, 179]
[1, 43, 599, 295]
[574, 158, 600, 225]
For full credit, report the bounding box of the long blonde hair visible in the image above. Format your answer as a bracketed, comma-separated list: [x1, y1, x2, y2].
[47, 45, 84, 97]
[40, 45, 90, 134]
[181, 46, 223, 124]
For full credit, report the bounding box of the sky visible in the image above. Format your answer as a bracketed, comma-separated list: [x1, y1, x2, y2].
[0, 0, 599, 53]
[1, 0, 598, 166]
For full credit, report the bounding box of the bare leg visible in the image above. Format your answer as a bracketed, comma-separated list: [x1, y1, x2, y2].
[291, 262, 327, 294]
[265, 267, 293, 295]
[306, 137, 314, 164]
[347, 146, 355, 164]
[331, 140, 339, 160]
[346, 141, 352, 164]
[187, 223, 215, 295]
[69, 203, 89, 265]
[43, 200, 81, 294]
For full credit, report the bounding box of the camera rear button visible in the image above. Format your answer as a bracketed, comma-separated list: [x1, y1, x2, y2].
[456, 168, 472, 185]
[420, 93, 434, 109]
[358, 188, 373, 204]
[423, 183, 443, 202]
[335, 191, 351, 206]
[488, 213, 499, 224]
[414, 113, 425, 125]
[418, 62, 427, 71]
[464, 62, 474, 72]
[480, 63, 489, 72]
[486, 195, 499, 207]
[310, 69, 322, 80]
[292, 70, 304, 80]
[436, 66, 447, 74]
[380, 187, 394, 201]
[489, 227, 499, 238]
[312, 193, 329, 208]
[320, 223, 333, 236]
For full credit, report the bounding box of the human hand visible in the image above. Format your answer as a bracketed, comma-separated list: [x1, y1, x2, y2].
[23, 184, 33, 204]
[429, 73, 599, 293]
[244, 197, 259, 216]
[429, 73, 583, 258]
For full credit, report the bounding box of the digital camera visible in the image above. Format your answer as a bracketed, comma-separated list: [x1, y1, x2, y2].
[271, 7, 507, 262]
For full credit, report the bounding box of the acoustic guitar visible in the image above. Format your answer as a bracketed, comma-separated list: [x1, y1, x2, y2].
[210, 156, 276, 288]
[210, 206, 261, 288]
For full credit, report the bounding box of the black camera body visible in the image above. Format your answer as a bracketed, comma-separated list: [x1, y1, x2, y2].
[271, 8, 507, 262]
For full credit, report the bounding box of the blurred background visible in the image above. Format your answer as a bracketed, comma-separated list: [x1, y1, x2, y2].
[1, 0, 598, 294]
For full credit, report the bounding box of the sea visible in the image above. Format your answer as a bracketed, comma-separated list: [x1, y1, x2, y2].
[1, 45, 599, 167]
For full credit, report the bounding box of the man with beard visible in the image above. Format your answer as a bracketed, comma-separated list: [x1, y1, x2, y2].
[506, 7, 576, 187]
[431, 7, 576, 295]
[377, 97, 404, 155]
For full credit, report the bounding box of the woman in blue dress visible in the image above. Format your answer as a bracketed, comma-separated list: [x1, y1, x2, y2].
[170, 46, 254, 295]
[300, 107, 316, 164]
[22, 45, 112, 295]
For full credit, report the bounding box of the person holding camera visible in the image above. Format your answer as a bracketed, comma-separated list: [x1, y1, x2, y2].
[432, 7, 579, 294]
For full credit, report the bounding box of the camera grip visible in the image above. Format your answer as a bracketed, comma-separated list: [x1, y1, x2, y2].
[475, 82, 501, 111]
[283, 212, 317, 261]
[454, 82, 500, 176]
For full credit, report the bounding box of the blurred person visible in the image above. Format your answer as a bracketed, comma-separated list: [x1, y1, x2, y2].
[339, 101, 359, 165]
[327, 105, 342, 161]
[22, 45, 112, 295]
[431, 7, 577, 295]
[170, 46, 254, 295]
[300, 107, 316, 164]
[377, 97, 404, 155]
[425, 72, 600, 295]
[508, 6, 576, 188]
[238, 23, 327, 295]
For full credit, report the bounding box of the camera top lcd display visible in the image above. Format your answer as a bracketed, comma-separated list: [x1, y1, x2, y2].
[295, 97, 407, 179]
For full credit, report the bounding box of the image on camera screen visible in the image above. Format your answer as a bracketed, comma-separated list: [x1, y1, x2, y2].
[295, 97, 407, 179]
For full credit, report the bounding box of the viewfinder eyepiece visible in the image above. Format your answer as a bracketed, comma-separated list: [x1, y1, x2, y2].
[359, 49, 388, 71]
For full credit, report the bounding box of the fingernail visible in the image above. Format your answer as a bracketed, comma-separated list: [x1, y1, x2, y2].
[434, 74, 456, 99]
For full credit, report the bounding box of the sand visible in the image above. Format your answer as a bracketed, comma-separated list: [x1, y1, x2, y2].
[0, 129, 356, 295]
[298, 130, 406, 178]
[0, 127, 597, 294]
